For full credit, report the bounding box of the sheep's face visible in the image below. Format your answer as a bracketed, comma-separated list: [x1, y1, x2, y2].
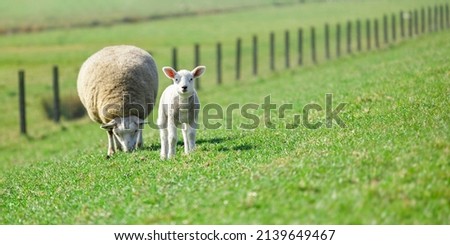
[101, 116, 144, 152]
[162, 66, 206, 97]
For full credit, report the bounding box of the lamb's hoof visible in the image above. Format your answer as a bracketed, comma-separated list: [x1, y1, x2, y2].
[106, 155, 111, 159]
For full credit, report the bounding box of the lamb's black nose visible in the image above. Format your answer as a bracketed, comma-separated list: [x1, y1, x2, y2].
[181, 86, 188, 91]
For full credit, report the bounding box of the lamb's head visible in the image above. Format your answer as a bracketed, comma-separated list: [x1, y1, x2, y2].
[162, 66, 206, 97]
[101, 115, 144, 152]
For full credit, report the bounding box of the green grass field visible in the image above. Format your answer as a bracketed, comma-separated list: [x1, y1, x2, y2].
[0, 0, 449, 224]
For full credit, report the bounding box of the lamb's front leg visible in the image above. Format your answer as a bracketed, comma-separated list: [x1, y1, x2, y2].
[167, 122, 177, 159]
[182, 123, 190, 154]
[187, 125, 196, 153]
[107, 130, 116, 157]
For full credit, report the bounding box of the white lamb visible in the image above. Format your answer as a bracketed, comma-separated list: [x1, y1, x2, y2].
[77, 45, 158, 157]
[157, 66, 206, 159]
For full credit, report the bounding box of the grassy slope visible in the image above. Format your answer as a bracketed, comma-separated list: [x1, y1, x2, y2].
[0, 0, 444, 147]
[1, 31, 448, 224]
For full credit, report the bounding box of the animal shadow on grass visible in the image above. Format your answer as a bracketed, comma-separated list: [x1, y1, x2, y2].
[144, 136, 254, 152]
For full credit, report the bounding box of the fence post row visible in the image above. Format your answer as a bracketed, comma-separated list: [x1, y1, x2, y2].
[52, 65, 60, 123]
[18, 70, 26, 135]
[400, 11, 405, 38]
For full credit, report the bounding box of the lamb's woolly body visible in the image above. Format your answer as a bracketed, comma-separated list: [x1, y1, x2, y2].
[77, 45, 158, 124]
[158, 84, 200, 128]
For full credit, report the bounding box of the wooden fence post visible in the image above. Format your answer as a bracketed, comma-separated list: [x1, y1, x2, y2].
[172, 47, 178, 71]
[374, 19, 380, 48]
[400, 11, 405, 38]
[421, 8, 426, 33]
[347, 21, 352, 54]
[446, 4, 449, 28]
[408, 11, 413, 37]
[270, 32, 275, 71]
[216, 43, 222, 85]
[235, 38, 241, 80]
[414, 9, 419, 35]
[428, 7, 433, 32]
[440, 5, 444, 30]
[298, 28, 303, 66]
[434, 5, 438, 32]
[357, 20, 362, 52]
[18, 70, 26, 135]
[383, 15, 388, 44]
[252, 35, 258, 75]
[194, 44, 200, 90]
[336, 23, 341, 57]
[366, 19, 371, 50]
[285, 30, 290, 68]
[311, 27, 317, 63]
[52, 65, 60, 123]
[325, 24, 330, 59]
[446, 4, 449, 29]
[392, 14, 397, 42]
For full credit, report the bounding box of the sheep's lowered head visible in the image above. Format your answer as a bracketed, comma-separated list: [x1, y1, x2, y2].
[101, 115, 144, 152]
[162, 66, 206, 97]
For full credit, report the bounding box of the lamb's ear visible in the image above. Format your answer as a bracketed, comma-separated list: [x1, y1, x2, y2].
[162, 66, 177, 80]
[192, 66, 206, 79]
[101, 120, 117, 130]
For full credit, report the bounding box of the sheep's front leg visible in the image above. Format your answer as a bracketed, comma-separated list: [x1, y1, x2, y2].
[167, 122, 177, 159]
[160, 127, 168, 160]
[114, 135, 122, 152]
[136, 130, 143, 149]
[107, 130, 116, 156]
[182, 123, 190, 154]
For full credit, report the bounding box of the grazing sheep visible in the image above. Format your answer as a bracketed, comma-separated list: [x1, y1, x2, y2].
[157, 66, 205, 159]
[77, 45, 158, 156]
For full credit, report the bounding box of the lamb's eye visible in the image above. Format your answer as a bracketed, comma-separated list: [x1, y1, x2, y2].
[189, 78, 193, 82]
[175, 78, 179, 82]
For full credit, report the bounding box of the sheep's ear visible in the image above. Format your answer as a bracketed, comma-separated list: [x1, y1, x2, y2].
[101, 120, 117, 130]
[192, 66, 206, 79]
[162, 66, 177, 80]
